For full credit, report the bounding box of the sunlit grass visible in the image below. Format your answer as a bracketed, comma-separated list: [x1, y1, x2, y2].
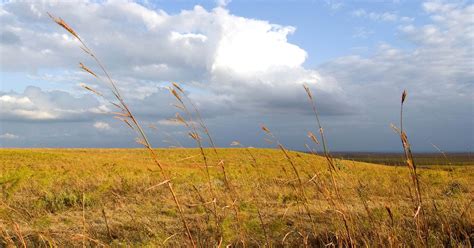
[0, 148, 472, 246]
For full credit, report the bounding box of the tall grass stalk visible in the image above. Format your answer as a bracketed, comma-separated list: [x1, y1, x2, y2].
[48, 13, 196, 247]
[170, 84, 246, 245]
[399, 90, 428, 244]
[171, 84, 234, 195]
[302, 85, 354, 246]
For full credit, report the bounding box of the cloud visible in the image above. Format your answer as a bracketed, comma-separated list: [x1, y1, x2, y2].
[93, 121, 111, 130]
[0, 0, 349, 118]
[216, 0, 231, 8]
[352, 27, 374, 39]
[0, 133, 19, 139]
[351, 8, 411, 22]
[212, 12, 305, 75]
[0, 86, 106, 121]
[325, 1, 344, 11]
[319, 1, 473, 150]
[327, 1, 473, 98]
[0, 1, 472, 150]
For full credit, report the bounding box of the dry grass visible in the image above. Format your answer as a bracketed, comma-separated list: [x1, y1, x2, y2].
[0, 148, 472, 246]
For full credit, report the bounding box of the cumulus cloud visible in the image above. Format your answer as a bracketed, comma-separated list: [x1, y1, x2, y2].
[0, 0, 349, 117]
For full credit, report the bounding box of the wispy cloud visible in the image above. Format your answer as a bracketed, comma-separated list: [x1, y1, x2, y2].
[351, 8, 412, 22]
[325, 0, 344, 11]
[93, 121, 111, 131]
[0, 133, 19, 139]
[352, 27, 374, 39]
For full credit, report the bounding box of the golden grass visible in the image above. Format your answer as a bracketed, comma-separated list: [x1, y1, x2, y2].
[0, 148, 472, 246]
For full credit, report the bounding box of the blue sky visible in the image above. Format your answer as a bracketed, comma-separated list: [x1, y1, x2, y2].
[0, 0, 473, 151]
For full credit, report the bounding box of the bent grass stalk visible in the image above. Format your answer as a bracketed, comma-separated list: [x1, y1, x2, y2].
[170, 84, 246, 245]
[169, 88, 220, 231]
[48, 13, 196, 247]
[171, 84, 233, 195]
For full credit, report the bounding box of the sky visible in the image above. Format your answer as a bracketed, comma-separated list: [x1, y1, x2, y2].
[0, 0, 473, 152]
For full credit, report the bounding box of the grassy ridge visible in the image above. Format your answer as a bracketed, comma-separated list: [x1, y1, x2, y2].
[330, 152, 473, 166]
[0, 148, 472, 246]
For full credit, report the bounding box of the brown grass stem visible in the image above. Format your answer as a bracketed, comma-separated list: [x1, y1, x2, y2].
[48, 13, 196, 247]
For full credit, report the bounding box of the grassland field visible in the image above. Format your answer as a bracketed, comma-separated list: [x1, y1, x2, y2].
[0, 148, 472, 247]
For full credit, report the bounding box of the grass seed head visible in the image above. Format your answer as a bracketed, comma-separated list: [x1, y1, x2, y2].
[135, 137, 148, 147]
[172, 82, 184, 93]
[303, 84, 313, 100]
[80, 84, 103, 97]
[171, 103, 185, 110]
[169, 88, 183, 103]
[402, 89, 407, 104]
[174, 113, 187, 125]
[48, 12, 80, 40]
[79, 63, 98, 78]
[188, 132, 200, 141]
[112, 111, 131, 118]
[261, 125, 271, 134]
[308, 131, 320, 144]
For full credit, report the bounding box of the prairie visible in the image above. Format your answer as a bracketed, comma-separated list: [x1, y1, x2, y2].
[0, 148, 472, 246]
[1, 12, 471, 248]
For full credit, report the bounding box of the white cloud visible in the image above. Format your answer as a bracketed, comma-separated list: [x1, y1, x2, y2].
[212, 10, 306, 75]
[325, 1, 344, 11]
[351, 8, 411, 22]
[0, 133, 19, 139]
[170, 31, 208, 43]
[0, 0, 348, 117]
[93, 121, 111, 130]
[0, 86, 105, 121]
[320, 1, 473, 150]
[216, 0, 231, 8]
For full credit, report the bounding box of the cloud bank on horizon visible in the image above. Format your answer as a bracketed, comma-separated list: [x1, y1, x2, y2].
[0, 0, 472, 151]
